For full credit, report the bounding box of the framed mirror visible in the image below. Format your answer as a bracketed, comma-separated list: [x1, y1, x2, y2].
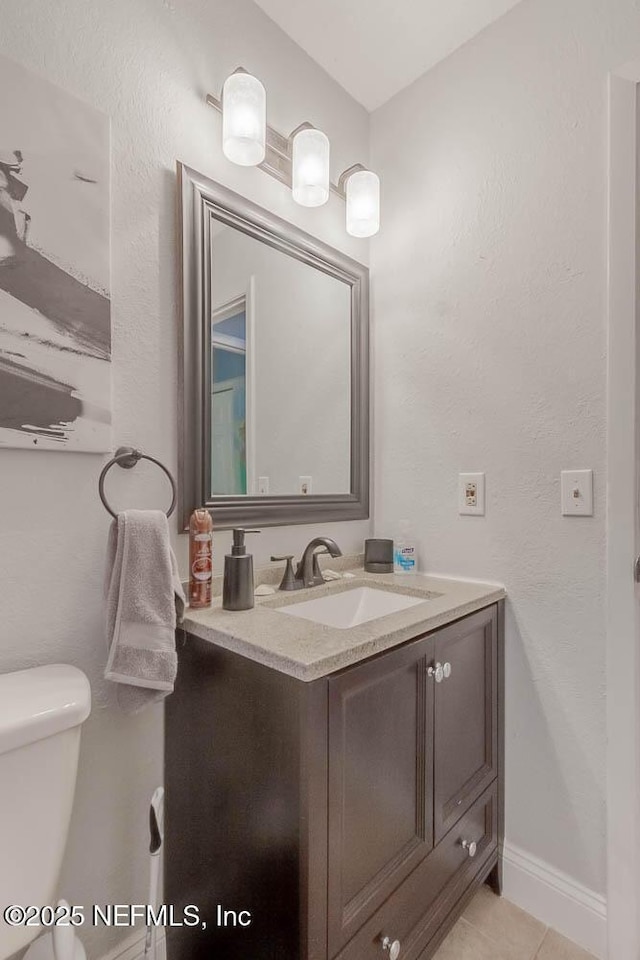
[178, 163, 370, 530]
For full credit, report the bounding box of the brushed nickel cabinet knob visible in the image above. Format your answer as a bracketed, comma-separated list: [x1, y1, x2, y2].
[428, 662, 444, 683]
[461, 839, 477, 858]
[381, 936, 401, 959]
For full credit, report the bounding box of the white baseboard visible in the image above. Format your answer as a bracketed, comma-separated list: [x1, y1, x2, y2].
[99, 930, 165, 960]
[502, 841, 607, 959]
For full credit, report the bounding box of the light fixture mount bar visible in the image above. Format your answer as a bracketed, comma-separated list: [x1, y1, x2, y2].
[206, 90, 362, 200]
[338, 163, 367, 193]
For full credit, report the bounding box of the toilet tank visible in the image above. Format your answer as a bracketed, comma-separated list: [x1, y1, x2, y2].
[0, 665, 91, 960]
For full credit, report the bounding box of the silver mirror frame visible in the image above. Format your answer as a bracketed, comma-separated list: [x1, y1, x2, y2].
[177, 162, 370, 531]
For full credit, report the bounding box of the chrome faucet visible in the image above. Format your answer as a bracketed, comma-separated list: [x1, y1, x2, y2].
[271, 537, 342, 591]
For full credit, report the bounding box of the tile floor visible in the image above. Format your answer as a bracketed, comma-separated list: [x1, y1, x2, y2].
[432, 885, 596, 960]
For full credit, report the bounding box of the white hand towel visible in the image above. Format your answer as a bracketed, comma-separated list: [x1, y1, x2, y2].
[105, 510, 186, 713]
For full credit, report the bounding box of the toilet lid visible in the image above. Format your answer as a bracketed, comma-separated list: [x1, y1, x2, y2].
[0, 664, 91, 756]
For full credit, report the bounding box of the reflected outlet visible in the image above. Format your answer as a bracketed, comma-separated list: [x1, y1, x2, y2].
[299, 476, 312, 495]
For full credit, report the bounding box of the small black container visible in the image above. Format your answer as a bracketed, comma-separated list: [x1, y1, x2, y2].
[364, 538, 394, 574]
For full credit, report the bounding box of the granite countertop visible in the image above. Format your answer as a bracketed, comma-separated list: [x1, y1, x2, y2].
[182, 563, 505, 682]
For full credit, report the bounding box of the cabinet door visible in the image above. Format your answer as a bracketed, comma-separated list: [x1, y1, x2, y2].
[327, 635, 435, 956]
[433, 605, 498, 843]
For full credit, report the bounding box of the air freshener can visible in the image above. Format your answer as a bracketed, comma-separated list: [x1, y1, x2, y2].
[189, 509, 213, 608]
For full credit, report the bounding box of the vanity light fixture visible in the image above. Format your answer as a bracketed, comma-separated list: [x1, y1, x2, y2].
[221, 69, 266, 167]
[207, 70, 380, 234]
[345, 169, 380, 238]
[292, 126, 330, 207]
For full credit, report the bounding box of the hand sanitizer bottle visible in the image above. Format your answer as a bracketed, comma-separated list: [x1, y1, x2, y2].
[394, 520, 418, 574]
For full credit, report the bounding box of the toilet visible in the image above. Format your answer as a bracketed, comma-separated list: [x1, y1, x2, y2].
[0, 664, 91, 960]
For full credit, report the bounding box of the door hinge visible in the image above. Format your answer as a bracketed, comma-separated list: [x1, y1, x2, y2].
[634, 557, 640, 583]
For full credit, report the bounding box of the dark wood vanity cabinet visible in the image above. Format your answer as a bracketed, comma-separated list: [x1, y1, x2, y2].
[165, 601, 504, 960]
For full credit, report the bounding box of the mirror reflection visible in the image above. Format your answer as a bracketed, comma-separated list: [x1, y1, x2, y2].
[209, 223, 352, 498]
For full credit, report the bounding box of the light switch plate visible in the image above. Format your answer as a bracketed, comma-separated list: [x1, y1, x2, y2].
[258, 476, 269, 494]
[459, 473, 485, 516]
[561, 470, 593, 516]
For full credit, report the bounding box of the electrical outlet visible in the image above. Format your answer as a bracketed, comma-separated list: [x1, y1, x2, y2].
[258, 476, 269, 495]
[561, 470, 593, 516]
[459, 473, 485, 516]
[299, 476, 312, 496]
[465, 482, 478, 507]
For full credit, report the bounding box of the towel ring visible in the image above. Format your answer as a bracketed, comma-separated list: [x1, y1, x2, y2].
[98, 446, 177, 520]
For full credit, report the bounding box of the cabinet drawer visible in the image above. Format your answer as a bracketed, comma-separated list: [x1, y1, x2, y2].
[333, 782, 497, 960]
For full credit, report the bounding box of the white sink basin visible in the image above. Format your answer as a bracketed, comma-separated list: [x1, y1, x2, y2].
[276, 586, 426, 630]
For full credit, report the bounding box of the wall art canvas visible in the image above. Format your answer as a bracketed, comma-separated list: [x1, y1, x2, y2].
[0, 55, 111, 451]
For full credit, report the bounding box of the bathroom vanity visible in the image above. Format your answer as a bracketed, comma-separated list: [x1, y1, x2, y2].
[165, 573, 504, 960]
[173, 166, 505, 959]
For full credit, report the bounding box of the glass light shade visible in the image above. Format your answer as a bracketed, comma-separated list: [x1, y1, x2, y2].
[346, 170, 380, 238]
[292, 128, 330, 207]
[222, 72, 266, 167]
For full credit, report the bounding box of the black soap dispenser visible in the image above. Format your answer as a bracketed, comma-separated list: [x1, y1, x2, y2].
[223, 528, 260, 611]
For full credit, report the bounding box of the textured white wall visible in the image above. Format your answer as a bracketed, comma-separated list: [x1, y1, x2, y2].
[0, 1, 369, 955]
[371, 0, 640, 897]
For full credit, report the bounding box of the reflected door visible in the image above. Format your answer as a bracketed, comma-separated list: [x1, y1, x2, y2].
[211, 299, 248, 496]
[211, 377, 244, 494]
